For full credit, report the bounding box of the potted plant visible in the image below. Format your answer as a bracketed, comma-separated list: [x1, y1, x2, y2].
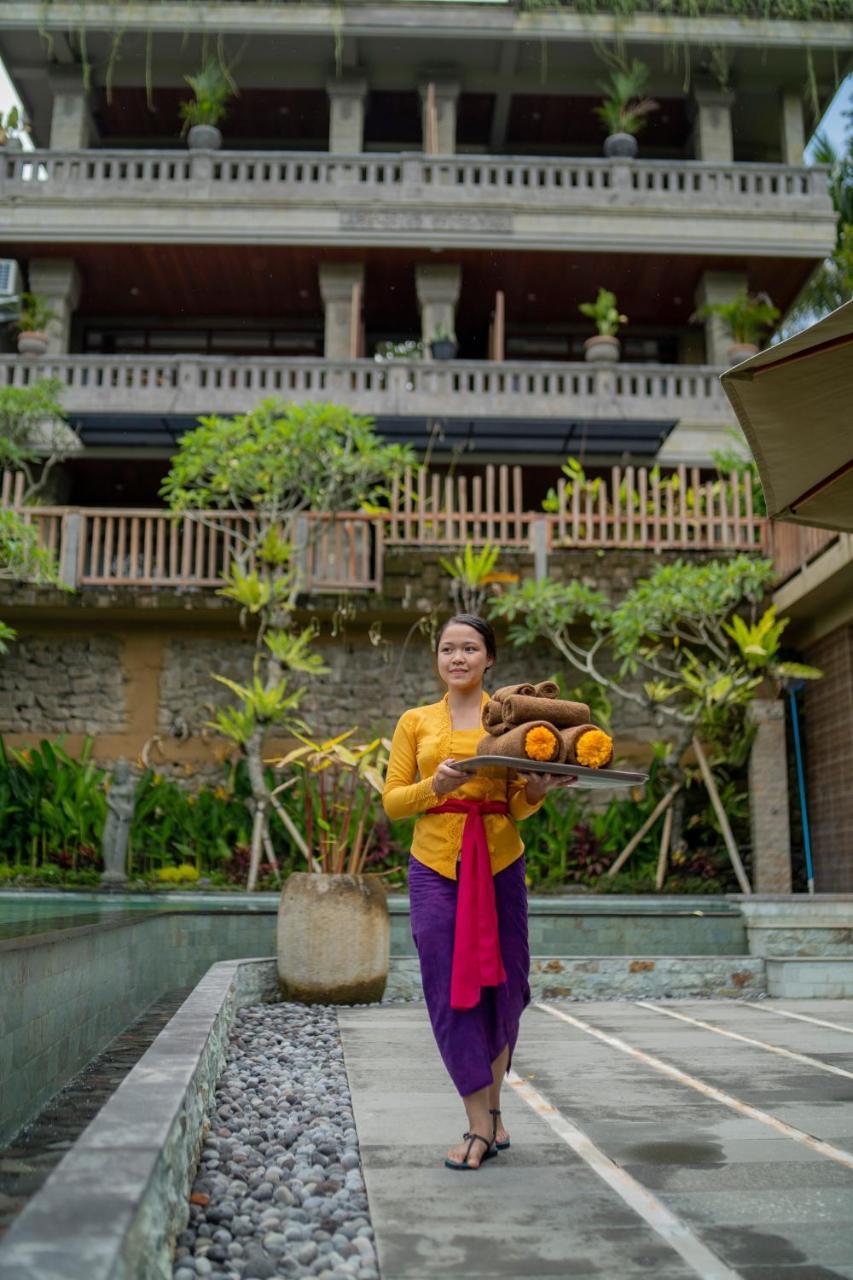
[179, 59, 233, 151]
[13, 293, 57, 356]
[594, 60, 659, 159]
[578, 288, 627, 362]
[695, 291, 781, 365]
[272, 731, 393, 1004]
[0, 107, 28, 151]
[429, 325, 458, 360]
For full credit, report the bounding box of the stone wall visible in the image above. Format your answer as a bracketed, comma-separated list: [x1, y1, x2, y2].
[0, 633, 127, 736]
[0, 546, 681, 771]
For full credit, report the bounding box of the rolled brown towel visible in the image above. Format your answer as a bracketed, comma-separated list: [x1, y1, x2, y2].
[482, 699, 506, 735]
[560, 724, 614, 768]
[492, 683, 536, 701]
[476, 720, 568, 764]
[534, 680, 560, 699]
[500, 694, 590, 729]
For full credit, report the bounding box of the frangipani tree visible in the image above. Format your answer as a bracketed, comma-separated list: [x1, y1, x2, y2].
[0, 379, 75, 652]
[489, 555, 820, 884]
[160, 399, 414, 890]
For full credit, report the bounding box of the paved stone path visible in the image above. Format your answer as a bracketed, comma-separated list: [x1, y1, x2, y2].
[338, 999, 853, 1280]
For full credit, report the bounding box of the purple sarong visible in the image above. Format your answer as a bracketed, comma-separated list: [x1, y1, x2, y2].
[408, 852, 531, 1098]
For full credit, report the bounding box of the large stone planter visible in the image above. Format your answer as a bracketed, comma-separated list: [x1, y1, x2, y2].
[603, 132, 638, 159]
[583, 334, 620, 363]
[17, 330, 48, 356]
[187, 124, 222, 151]
[727, 341, 759, 366]
[277, 872, 389, 1004]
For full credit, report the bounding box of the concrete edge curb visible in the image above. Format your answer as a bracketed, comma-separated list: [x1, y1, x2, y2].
[0, 956, 279, 1280]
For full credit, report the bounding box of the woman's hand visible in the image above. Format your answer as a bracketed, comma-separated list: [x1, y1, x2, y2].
[516, 771, 578, 803]
[432, 758, 469, 797]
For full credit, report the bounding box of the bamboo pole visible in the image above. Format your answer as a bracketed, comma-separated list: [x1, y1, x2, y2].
[492, 290, 505, 362]
[692, 736, 752, 894]
[607, 782, 681, 877]
[655, 806, 673, 891]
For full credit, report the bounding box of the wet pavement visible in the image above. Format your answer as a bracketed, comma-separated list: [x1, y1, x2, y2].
[338, 999, 853, 1280]
[0, 987, 193, 1239]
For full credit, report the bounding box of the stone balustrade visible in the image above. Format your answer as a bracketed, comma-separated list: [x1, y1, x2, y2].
[0, 354, 733, 425]
[0, 149, 833, 253]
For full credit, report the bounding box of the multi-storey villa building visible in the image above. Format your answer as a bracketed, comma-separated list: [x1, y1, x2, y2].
[0, 1, 850, 885]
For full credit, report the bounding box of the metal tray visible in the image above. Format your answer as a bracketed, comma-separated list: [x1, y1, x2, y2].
[455, 756, 648, 790]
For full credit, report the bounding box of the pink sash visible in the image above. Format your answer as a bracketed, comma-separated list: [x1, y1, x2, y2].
[428, 798, 509, 1010]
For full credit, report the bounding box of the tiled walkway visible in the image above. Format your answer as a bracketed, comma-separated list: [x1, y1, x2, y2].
[339, 999, 853, 1280]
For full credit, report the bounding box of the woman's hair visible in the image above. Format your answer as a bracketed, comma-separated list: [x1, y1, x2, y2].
[435, 614, 497, 663]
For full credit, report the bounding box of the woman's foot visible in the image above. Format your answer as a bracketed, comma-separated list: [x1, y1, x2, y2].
[490, 1108, 510, 1148]
[445, 1132, 496, 1169]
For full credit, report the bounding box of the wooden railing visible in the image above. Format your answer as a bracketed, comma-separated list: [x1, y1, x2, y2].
[388, 464, 766, 552]
[2, 465, 768, 595]
[5, 500, 383, 594]
[769, 521, 838, 584]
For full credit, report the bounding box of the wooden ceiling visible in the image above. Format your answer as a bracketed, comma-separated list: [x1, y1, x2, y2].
[13, 242, 814, 332]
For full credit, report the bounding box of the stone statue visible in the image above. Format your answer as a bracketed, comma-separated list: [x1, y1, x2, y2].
[101, 758, 135, 888]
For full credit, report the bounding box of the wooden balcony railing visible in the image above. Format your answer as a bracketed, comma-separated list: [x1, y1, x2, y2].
[2, 465, 767, 595]
[768, 521, 839, 584]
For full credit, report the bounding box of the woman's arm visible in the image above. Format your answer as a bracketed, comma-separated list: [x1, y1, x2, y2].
[382, 713, 440, 820]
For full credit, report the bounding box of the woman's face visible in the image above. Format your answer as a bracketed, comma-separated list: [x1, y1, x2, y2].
[436, 623, 492, 692]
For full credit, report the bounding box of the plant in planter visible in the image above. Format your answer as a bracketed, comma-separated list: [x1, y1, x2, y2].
[270, 730, 393, 1004]
[429, 326, 458, 360]
[694, 291, 781, 365]
[594, 59, 659, 159]
[179, 59, 233, 151]
[578, 288, 627, 362]
[0, 107, 29, 151]
[12, 293, 57, 357]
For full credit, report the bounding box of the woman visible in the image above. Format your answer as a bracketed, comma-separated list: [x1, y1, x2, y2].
[382, 613, 575, 1171]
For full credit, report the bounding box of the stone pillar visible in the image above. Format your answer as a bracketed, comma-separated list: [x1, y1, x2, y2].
[49, 73, 95, 149]
[319, 262, 364, 359]
[419, 79, 460, 155]
[415, 264, 461, 353]
[747, 699, 792, 893]
[27, 259, 81, 354]
[327, 77, 367, 153]
[693, 87, 734, 163]
[693, 269, 748, 366]
[780, 90, 805, 165]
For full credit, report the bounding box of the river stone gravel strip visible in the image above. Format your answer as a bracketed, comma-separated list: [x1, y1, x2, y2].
[173, 1003, 379, 1280]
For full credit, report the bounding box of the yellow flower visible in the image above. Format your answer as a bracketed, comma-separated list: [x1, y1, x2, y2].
[577, 729, 613, 769]
[524, 725, 558, 761]
[214, 785, 228, 801]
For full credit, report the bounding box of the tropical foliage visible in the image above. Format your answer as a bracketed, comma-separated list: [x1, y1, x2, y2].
[160, 398, 413, 889]
[179, 58, 234, 131]
[594, 60, 659, 138]
[578, 289, 628, 338]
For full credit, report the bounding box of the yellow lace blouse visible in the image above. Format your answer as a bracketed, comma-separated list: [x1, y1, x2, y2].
[382, 691, 544, 881]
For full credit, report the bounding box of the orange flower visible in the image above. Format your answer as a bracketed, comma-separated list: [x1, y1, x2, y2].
[577, 729, 613, 769]
[524, 725, 558, 761]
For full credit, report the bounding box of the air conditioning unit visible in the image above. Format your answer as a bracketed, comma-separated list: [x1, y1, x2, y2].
[0, 260, 22, 300]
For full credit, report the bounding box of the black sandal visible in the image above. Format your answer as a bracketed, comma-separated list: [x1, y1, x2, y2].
[444, 1131, 499, 1170]
[490, 1108, 511, 1150]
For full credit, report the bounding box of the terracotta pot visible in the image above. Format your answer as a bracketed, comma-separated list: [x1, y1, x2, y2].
[277, 872, 389, 1004]
[187, 124, 222, 151]
[603, 132, 638, 159]
[727, 342, 759, 366]
[583, 334, 620, 363]
[17, 331, 48, 357]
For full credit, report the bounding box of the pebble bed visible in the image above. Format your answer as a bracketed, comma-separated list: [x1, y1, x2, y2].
[173, 1003, 379, 1280]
